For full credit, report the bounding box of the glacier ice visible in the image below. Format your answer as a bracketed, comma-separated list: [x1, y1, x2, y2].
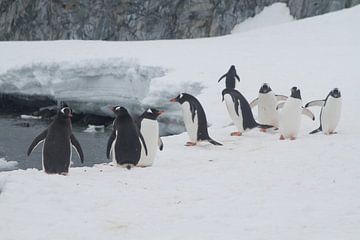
[0, 58, 204, 135]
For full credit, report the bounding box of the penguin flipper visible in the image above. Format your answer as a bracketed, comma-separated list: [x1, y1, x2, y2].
[305, 100, 325, 108]
[208, 138, 223, 146]
[249, 98, 259, 108]
[310, 126, 322, 134]
[158, 137, 164, 151]
[235, 74, 240, 82]
[27, 130, 47, 156]
[276, 102, 286, 110]
[218, 73, 226, 82]
[302, 107, 315, 121]
[106, 131, 116, 159]
[275, 95, 288, 101]
[139, 132, 148, 156]
[70, 134, 84, 163]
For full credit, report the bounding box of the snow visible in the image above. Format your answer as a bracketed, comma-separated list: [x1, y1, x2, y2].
[231, 3, 294, 34]
[1, 4, 360, 240]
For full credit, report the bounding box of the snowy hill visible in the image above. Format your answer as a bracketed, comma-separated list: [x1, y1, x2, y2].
[0, 4, 360, 240]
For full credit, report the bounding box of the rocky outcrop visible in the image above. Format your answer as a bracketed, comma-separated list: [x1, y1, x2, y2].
[0, 0, 359, 41]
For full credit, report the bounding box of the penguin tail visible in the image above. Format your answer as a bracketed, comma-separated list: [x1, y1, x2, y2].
[208, 138, 223, 146]
[310, 127, 322, 134]
[126, 164, 132, 170]
[257, 123, 274, 129]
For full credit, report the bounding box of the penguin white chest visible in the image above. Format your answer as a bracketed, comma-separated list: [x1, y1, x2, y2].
[137, 119, 159, 167]
[224, 94, 244, 132]
[181, 102, 198, 142]
[279, 98, 302, 138]
[258, 93, 278, 127]
[321, 97, 342, 134]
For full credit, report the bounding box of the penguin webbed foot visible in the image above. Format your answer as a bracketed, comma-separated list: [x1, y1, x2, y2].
[185, 142, 197, 146]
[230, 132, 242, 136]
[280, 135, 285, 140]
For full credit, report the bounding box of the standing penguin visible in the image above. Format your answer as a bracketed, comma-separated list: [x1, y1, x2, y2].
[27, 107, 84, 175]
[305, 88, 342, 135]
[277, 87, 315, 140]
[218, 65, 240, 89]
[170, 93, 222, 146]
[222, 88, 273, 136]
[250, 83, 288, 130]
[136, 108, 164, 167]
[106, 106, 147, 169]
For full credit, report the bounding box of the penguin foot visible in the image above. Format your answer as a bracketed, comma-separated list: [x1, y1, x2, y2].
[280, 135, 285, 140]
[230, 132, 242, 136]
[260, 128, 267, 133]
[60, 172, 69, 176]
[185, 142, 197, 146]
[329, 131, 338, 135]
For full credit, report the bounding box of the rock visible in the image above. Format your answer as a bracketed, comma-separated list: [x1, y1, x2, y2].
[3, 0, 358, 41]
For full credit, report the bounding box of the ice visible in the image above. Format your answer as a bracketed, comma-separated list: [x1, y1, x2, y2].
[0, 58, 166, 116]
[0, 158, 18, 171]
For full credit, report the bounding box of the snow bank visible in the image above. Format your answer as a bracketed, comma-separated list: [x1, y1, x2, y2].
[231, 3, 294, 33]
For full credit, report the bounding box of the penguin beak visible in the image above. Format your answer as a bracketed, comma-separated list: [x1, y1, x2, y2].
[170, 98, 177, 102]
[109, 106, 115, 112]
[68, 112, 73, 117]
[157, 110, 165, 116]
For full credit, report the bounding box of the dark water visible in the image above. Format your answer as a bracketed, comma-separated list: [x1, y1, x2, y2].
[0, 116, 111, 170]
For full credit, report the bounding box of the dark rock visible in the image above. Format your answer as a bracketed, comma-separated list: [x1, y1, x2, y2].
[2, 0, 357, 41]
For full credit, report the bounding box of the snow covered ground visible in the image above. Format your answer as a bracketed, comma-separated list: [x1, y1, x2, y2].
[1, 4, 360, 240]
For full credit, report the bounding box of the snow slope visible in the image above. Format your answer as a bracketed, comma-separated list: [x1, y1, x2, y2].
[231, 3, 294, 33]
[1, 5, 360, 240]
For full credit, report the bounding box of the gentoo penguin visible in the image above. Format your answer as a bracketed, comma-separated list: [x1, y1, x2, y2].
[305, 88, 342, 134]
[170, 93, 222, 146]
[218, 65, 240, 89]
[106, 106, 147, 169]
[277, 87, 315, 140]
[222, 88, 273, 136]
[27, 107, 84, 175]
[250, 83, 288, 130]
[136, 108, 164, 167]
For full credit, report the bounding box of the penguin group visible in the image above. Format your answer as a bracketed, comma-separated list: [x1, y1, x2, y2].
[27, 65, 342, 175]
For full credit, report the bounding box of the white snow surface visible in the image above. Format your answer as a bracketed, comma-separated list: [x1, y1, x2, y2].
[1, 6, 360, 240]
[231, 3, 294, 34]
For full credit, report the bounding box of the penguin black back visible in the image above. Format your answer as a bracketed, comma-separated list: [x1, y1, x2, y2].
[107, 106, 145, 167]
[171, 93, 222, 145]
[27, 107, 84, 174]
[222, 89, 259, 130]
[218, 65, 240, 89]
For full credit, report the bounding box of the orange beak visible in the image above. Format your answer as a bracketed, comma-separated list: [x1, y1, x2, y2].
[170, 98, 177, 102]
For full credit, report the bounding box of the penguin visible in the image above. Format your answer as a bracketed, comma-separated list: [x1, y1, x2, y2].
[222, 88, 273, 136]
[136, 108, 164, 167]
[277, 87, 315, 140]
[218, 65, 240, 89]
[305, 88, 342, 135]
[106, 106, 147, 169]
[250, 83, 288, 130]
[27, 107, 84, 175]
[170, 93, 222, 146]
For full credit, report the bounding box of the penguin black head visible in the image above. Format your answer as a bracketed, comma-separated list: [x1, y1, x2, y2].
[111, 106, 129, 117]
[170, 93, 187, 104]
[330, 88, 341, 98]
[229, 65, 236, 72]
[141, 108, 164, 120]
[290, 87, 301, 100]
[221, 88, 234, 102]
[259, 83, 272, 94]
[58, 107, 73, 119]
